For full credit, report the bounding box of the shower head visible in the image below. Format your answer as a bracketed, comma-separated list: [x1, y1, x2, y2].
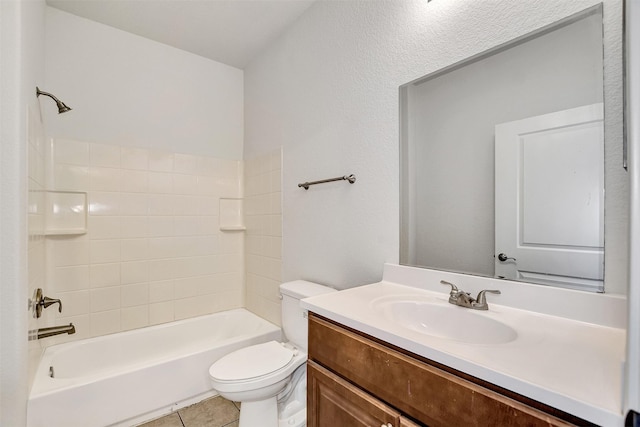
[36, 87, 72, 114]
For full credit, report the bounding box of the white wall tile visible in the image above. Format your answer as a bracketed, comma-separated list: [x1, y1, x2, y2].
[149, 301, 174, 325]
[48, 142, 246, 340]
[54, 139, 89, 165]
[90, 287, 121, 312]
[172, 196, 199, 215]
[121, 238, 148, 261]
[91, 310, 121, 336]
[173, 153, 199, 174]
[196, 176, 216, 196]
[90, 239, 120, 264]
[148, 216, 173, 237]
[174, 277, 201, 299]
[89, 192, 120, 216]
[120, 216, 149, 238]
[52, 265, 89, 292]
[199, 216, 218, 235]
[244, 150, 283, 325]
[120, 261, 148, 285]
[121, 147, 148, 170]
[270, 192, 282, 214]
[148, 194, 174, 216]
[54, 164, 89, 191]
[121, 306, 148, 330]
[52, 239, 90, 267]
[172, 174, 199, 195]
[213, 159, 240, 179]
[149, 280, 174, 303]
[174, 216, 200, 236]
[216, 177, 242, 198]
[89, 167, 121, 192]
[148, 172, 173, 194]
[148, 237, 176, 259]
[174, 296, 209, 320]
[220, 233, 243, 254]
[55, 290, 90, 317]
[90, 143, 120, 168]
[270, 214, 282, 237]
[120, 170, 148, 193]
[270, 170, 282, 193]
[198, 197, 218, 216]
[197, 156, 217, 176]
[88, 216, 120, 240]
[121, 283, 149, 307]
[119, 193, 148, 216]
[89, 263, 120, 288]
[148, 150, 173, 172]
[148, 259, 174, 282]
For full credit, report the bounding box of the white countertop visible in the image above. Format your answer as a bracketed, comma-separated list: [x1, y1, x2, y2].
[301, 265, 626, 427]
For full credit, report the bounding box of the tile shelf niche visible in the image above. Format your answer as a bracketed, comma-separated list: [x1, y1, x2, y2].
[44, 190, 88, 235]
[219, 198, 246, 231]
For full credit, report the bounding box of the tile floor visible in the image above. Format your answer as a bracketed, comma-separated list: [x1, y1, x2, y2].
[138, 396, 239, 427]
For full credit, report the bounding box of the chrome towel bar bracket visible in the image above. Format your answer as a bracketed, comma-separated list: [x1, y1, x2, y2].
[298, 174, 356, 190]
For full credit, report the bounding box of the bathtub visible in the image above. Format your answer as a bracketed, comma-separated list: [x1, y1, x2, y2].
[27, 309, 281, 427]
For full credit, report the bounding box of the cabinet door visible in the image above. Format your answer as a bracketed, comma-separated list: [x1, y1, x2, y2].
[309, 314, 577, 427]
[308, 360, 400, 427]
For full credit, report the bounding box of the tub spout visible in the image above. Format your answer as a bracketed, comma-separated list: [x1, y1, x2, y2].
[37, 323, 75, 339]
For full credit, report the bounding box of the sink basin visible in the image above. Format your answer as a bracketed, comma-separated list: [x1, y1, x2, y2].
[372, 297, 517, 345]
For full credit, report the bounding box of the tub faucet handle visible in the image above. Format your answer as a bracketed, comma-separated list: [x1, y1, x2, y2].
[33, 288, 62, 318]
[42, 296, 62, 313]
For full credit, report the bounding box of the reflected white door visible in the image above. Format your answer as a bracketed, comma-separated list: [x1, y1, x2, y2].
[494, 104, 604, 291]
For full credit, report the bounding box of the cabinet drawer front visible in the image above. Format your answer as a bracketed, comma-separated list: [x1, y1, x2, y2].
[308, 361, 401, 427]
[308, 314, 573, 427]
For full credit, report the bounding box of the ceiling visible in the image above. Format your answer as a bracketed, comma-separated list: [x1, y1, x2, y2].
[46, 0, 316, 69]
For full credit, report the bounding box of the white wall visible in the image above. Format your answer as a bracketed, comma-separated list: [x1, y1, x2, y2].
[0, 0, 46, 425]
[244, 0, 626, 292]
[45, 7, 244, 159]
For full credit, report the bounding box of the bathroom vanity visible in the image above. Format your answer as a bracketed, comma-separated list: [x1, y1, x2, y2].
[308, 314, 577, 427]
[302, 264, 626, 427]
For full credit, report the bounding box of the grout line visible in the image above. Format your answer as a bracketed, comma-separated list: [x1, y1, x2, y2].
[177, 410, 186, 427]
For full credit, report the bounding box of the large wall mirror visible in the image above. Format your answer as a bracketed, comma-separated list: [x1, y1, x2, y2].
[400, 4, 626, 293]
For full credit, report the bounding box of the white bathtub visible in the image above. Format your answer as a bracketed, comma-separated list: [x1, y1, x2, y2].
[27, 309, 281, 427]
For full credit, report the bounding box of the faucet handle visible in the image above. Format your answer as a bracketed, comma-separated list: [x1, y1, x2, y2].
[42, 297, 62, 313]
[473, 289, 501, 310]
[440, 280, 458, 293]
[441, 280, 463, 304]
[32, 288, 62, 318]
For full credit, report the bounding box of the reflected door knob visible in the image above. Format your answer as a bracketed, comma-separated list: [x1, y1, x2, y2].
[497, 253, 516, 262]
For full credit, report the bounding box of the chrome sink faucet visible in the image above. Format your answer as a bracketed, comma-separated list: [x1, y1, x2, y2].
[440, 280, 501, 311]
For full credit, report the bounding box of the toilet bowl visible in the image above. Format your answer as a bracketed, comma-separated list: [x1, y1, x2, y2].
[209, 281, 336, 427]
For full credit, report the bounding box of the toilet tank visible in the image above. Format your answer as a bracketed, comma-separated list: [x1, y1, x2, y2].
[279, 280, 336, 351]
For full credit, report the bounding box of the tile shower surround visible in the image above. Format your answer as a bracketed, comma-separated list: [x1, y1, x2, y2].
[44, 139, 247, 343]
[244, 151, 283, 326]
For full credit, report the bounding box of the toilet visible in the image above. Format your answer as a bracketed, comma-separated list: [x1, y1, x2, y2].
[209, 280, 336, 427]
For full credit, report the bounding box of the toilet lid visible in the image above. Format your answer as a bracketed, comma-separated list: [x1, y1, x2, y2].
[209, 341, 295, 382]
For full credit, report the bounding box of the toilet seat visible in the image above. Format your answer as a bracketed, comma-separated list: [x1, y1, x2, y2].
[209, 340, 307, 395]
[210, 341, 296, 383]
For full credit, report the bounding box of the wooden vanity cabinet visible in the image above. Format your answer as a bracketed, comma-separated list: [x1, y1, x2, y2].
[307, 313, 585, 427]
[308, 361, 421, 427]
